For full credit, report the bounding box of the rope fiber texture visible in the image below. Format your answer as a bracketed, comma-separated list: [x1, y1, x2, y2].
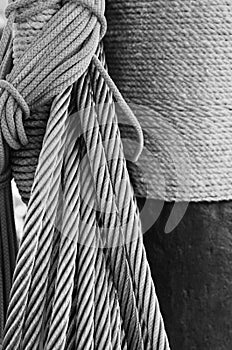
[0, 0, 169, 349]
[104, 0, 232, 202]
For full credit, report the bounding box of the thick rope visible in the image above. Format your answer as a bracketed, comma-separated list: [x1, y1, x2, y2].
[1, 1, 169, 349]
[104, 0, 232, 202]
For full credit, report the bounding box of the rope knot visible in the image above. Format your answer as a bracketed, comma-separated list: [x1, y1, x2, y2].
[0, 80, 29, 150]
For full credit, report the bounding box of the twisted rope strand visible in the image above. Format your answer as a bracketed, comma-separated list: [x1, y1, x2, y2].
[44, 118, 81, 350]
[90, 44, 170, 350]
[75, 68, 144, 349]
[19, 88, 73, 350]
[77, 140, 114, 350]
[2, 87, 72, 350]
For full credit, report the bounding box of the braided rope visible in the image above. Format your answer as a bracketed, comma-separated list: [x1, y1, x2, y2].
[1, 1, 169, 349]
[11, 0, 62, 203]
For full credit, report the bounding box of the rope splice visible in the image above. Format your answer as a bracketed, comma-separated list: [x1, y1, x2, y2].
[0, 0, 169, 349]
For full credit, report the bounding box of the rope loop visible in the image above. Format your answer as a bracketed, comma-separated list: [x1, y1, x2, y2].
[0, 80, 29, 149]
[0, 80, 30, 119]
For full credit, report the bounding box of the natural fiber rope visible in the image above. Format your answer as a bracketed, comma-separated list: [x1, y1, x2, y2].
[1, 0, 169, 349]
[104, 0, 232, 202]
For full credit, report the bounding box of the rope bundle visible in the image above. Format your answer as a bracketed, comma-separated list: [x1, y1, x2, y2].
[0, 0, 170, 349]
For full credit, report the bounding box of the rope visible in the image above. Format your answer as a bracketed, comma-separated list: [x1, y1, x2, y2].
[1, 0, 169, 349]
[104, 0, 232, 202]
[11, 0, 62, 203]
[89, 43, 169, 349]
[75, 68, 144, 349]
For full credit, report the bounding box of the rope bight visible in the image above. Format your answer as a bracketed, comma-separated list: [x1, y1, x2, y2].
[0, 0, 170, 349]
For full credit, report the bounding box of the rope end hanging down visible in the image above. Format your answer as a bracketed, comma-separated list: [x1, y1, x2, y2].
[0, 1, 169, 349]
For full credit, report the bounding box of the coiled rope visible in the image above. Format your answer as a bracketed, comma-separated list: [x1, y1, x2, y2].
[0, 0, 170, 349]
[104, 0, 232, 202]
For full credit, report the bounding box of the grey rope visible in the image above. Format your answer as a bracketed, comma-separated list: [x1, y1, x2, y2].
[1, 1, 169, 349]
[89, 43, 170, 349]
[2, 87, 72, 350]
[75, 67, 145, 349]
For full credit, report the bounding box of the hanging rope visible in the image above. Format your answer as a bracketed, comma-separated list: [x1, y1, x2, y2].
[0, 0, 170, 349]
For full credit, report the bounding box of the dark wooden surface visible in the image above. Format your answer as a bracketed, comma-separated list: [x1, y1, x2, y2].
[137, 199, 232, 350]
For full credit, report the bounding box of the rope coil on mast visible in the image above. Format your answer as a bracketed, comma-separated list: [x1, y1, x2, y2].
[0, 0, 170, 349]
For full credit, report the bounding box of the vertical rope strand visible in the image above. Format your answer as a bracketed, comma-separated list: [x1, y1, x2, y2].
[2, 87, 72, 350]
[75, 69, 144, 349]
[90, 44, 170, 350]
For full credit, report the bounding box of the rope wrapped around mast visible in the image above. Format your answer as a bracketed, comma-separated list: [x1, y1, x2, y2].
[0, 0, 170, 349]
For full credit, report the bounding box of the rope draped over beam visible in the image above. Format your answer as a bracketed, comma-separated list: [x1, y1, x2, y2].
[0, 0, 170, 349]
